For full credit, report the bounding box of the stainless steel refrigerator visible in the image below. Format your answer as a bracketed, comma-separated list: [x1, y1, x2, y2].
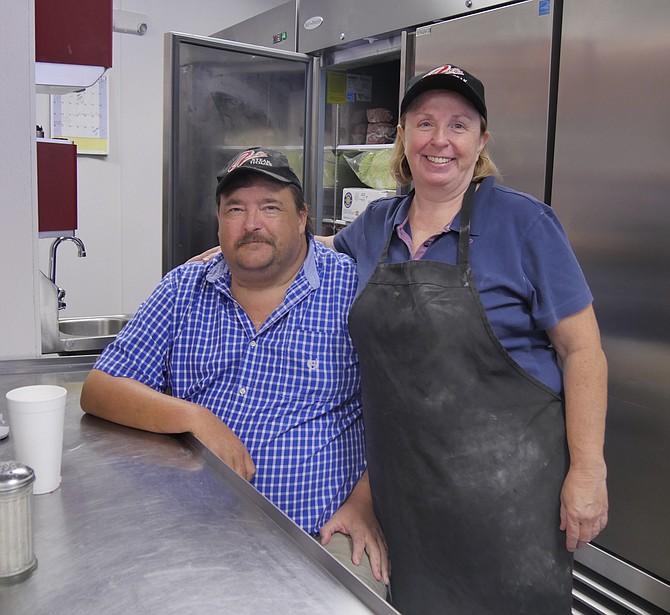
[163, 1, 670, 611]
[553, 3, 670, 610]
[412, 3, 670, 612]
[162, 33, 317, 271]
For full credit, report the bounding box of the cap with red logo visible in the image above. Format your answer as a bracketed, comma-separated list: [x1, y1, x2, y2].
[216, 148, 302, 195]
[400, 64, 487, 121]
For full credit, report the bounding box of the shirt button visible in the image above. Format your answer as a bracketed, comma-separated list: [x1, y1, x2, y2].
[423, 241, 430, 247]
[238, 387, 247, 396]
[250, 340, 257, 348]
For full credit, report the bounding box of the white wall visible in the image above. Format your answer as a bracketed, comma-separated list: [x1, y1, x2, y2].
[0, 1, 40, 359]
[0, 0, 287, 360]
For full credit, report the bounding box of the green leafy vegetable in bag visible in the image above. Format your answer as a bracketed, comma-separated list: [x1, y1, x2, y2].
[343, 149, 395, 190]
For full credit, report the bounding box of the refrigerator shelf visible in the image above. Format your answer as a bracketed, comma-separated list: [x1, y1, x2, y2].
[336, 144, 394, 152]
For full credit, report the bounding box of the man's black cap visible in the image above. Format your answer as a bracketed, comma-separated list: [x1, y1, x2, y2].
[216, 148, 303, 194]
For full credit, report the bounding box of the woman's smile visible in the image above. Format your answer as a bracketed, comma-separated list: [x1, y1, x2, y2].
[425, 155, 455, 164]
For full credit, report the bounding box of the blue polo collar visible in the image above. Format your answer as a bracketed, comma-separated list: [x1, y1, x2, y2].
[392, 176, 494, 238]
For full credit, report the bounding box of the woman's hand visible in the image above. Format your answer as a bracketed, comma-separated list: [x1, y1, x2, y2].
[186, 246, 221, 263]
[314, 235, 336, 249]
[547, 305, 609, 551]
[560, 465, 608, 551]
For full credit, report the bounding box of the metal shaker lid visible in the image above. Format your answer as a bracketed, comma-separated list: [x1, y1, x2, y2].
[0, 461, 35, 493]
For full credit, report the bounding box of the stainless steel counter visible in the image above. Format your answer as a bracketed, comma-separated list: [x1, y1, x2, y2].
[0, 360, 399, 614]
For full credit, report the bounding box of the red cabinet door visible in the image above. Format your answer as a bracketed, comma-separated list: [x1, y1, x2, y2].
[37, 140, 78, 235]
[35, 0, 112, 68]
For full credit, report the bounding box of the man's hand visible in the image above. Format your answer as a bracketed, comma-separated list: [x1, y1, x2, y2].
[319, 471, 390, 585]
[81, 370, 256, 482]
[192, 412, 256, 482]
[560, 465, 608, 551]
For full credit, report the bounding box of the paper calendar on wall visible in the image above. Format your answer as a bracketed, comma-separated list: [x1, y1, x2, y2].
[51, 74, 109, 155]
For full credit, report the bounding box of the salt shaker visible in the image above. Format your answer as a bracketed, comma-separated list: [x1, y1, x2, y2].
[0, 461, 37, 581]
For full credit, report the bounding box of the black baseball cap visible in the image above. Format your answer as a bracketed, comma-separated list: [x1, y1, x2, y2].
[216, 147, 303, 194]
[400, 64, 487, 121]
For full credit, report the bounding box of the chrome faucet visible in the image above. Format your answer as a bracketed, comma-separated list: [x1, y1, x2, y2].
[48, 236, 87, 310]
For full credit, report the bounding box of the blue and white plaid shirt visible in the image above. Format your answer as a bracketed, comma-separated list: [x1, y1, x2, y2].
[93, 238, 365, 534]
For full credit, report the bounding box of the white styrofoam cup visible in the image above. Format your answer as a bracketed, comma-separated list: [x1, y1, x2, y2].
[5, 385, 67, 495]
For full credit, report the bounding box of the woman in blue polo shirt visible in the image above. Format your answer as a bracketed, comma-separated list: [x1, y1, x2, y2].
[322, 64, 609, 614]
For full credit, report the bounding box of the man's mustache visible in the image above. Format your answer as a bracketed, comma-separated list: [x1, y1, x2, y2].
[235, 233, 275, 249]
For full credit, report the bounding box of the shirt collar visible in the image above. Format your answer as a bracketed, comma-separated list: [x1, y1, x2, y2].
[393, 177, 493, 238]
[302, 235, 320, 288]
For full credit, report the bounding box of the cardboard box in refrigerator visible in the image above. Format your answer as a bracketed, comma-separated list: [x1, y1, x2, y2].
[341, 188, 395, 222]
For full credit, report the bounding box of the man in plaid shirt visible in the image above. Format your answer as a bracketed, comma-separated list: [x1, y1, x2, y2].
[81, 148, 388, 596]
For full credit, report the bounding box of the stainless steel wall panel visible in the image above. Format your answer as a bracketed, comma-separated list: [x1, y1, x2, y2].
[553, 0, 670, 592]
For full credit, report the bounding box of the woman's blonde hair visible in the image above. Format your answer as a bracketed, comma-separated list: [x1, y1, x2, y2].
[389, 114, 502, 186]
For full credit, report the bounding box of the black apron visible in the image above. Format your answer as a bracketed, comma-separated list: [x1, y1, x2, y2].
[348, 184, 573, 614]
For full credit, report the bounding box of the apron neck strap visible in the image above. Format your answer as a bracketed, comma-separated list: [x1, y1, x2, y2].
[457, 181, 477, 266]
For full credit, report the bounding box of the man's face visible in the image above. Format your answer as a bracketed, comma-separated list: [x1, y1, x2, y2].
[217, 178, 307, 284]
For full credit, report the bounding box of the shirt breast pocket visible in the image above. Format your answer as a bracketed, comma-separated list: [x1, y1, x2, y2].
[276, 330, 355, 403]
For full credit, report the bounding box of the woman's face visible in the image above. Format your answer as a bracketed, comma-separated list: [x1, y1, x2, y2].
[398, 89, 488, 195]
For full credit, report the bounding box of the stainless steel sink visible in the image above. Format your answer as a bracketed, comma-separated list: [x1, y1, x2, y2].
[50, 314, 133, 354]
[59, 316, 131, 338]
[39, 273, 134, 355]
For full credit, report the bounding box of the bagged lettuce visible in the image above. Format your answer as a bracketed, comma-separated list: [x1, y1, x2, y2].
[343, 149, 396, 191]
